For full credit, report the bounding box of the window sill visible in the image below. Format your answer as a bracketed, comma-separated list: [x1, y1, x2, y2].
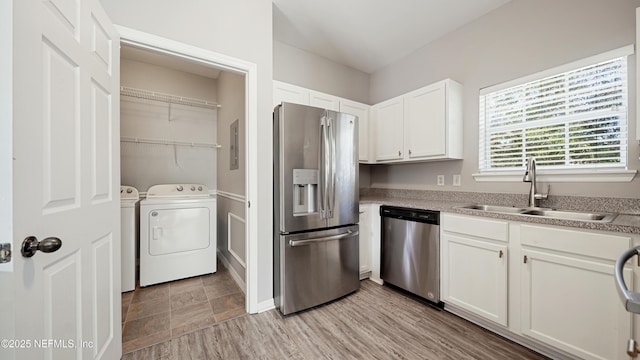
[472, 169, 637, 183]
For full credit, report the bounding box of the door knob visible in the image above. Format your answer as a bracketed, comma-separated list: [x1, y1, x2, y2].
[21, 236, 62, 258]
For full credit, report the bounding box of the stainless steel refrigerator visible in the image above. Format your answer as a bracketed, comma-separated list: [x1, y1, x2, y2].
[273, 102, 360, 315]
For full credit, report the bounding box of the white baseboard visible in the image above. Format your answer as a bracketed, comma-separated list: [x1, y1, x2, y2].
[217, 250, 246, 294]
[257, 298, 275, 313]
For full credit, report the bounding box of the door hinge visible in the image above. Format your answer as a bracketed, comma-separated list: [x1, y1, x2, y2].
[247, 201, 250, 208]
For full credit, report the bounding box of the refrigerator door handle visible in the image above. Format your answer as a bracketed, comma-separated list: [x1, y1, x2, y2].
[328, 117, 336, 218]
[319, 118, 327, 219]
[289, 230, 359, 247]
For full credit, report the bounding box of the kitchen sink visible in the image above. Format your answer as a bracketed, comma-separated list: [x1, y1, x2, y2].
[462, 204, 528, 214]
[519, 209, 617, 222]
[457, 204, 617, 223]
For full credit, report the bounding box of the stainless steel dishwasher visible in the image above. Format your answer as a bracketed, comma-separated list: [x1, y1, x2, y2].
[380, 205, 441, 305]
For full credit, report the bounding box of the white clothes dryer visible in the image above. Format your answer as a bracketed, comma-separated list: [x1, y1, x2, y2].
[120, 185, 140, 292]
[139, 184, 217, 287]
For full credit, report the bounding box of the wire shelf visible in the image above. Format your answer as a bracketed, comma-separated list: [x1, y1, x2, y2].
[120, 86, 220, 110]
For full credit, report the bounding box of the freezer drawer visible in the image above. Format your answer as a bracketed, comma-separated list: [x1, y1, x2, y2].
[275, 225, 360, 315]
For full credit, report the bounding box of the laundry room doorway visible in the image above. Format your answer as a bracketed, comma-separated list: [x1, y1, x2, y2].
[116, 26, 258, 326]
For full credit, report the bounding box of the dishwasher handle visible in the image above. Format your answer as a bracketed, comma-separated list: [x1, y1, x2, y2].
[615, 246, 640, 314]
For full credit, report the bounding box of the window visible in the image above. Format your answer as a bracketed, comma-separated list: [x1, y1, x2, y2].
[476, 46, 635, 182]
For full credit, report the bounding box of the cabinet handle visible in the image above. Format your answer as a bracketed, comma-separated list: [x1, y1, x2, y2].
[409, 149, 412, 155]
[498, 250, 503, 258]
[398, 150, 402, 157]
[523, 255, 528, 264]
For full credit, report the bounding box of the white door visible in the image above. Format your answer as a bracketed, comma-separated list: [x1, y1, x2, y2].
[373, 97, 404, 161]
[404, 83, 446, 159]
[11, 0, 120, 358]
[340, 99, 370, 163]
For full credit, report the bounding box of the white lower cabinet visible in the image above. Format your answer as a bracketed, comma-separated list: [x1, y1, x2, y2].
[442, 213, 637, 360]
[359, 203, 382, 283]
[358, 205, 371, 278]
[519, 224, 633, 360]
[441, 214, 509, 326]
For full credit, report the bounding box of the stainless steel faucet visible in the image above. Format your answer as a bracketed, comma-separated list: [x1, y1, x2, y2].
[522, 157, 549, 207]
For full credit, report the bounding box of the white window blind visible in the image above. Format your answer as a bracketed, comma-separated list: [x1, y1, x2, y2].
[479, 50, 630, 174]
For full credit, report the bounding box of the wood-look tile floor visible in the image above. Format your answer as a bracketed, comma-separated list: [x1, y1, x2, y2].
[121, 262, 246, 354]
[122, 280, 547, 359]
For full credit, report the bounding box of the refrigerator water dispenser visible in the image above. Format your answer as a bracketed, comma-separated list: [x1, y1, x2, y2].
[293, 169, 318, 215]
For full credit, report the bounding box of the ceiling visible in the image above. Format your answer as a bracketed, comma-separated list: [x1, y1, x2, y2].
[273, 0, 511, 74]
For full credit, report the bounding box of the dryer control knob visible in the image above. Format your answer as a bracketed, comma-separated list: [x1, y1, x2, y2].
[191, 186, 196, 191]
[126, 188, 133, 193]
[177, 185, 183, 191]
[198, 186, 203, 191]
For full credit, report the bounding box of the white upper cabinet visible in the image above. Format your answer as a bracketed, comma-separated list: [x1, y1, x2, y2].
[272, 81, 373, 163]
[310, 90, 340, 111]
[373, 79, 463, 163]
[273, 80, 309, 109]
[340, 99, 372, 163]
[373, 96, 404, 161]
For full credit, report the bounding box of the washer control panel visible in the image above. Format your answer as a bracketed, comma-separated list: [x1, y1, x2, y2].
[120, 185, 139, 200]
[146, 184, 210, 199]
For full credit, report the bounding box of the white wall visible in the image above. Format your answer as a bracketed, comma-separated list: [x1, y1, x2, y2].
[217, 72, 246, 195]
[274, 40, 370, 104]
[120, 59, 218, 191]
[216, 71, 247, 281]
[99, 0, 274, 305]
[368, 0, 640, 198]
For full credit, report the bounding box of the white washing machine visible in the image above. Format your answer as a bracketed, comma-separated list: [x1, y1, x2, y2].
[120, 185, 140, 292]
[139, 183, 217, 287]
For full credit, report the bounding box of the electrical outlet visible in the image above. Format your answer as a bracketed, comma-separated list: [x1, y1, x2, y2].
[453, 174, 461, 187]
[437, 175, 445, 186]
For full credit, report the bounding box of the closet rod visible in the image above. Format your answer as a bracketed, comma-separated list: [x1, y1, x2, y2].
[120, 86, 221, 110]
[120, 136, 222, 149]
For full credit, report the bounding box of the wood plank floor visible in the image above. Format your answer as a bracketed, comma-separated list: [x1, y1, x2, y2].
[122, 280, 547, 359]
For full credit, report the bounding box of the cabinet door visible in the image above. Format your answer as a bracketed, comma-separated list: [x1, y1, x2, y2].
[521, 248, 633, 360]
[373, 97, 404, 161]
[441, 233, 508, 326]
[309, 90, 340, 111]
[404, 82, 446, 159]
[273, 80, 309, 108]
[341, 99, 371, 162]
[358, 205, 371, 277]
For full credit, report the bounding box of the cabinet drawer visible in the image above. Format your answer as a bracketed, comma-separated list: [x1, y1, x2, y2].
[442, 214, 508, 242]
[520, 224, 631, 261]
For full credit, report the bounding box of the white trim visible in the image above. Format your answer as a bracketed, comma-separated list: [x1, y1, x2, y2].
[116, 25, 260, 314]
[227, 212, 246, 268]
[472, 169, 637, 182]
[216, 250, 246, 294]
[480, 45, 634, 95]
[217, 190, 246, 203]
[257, 298, 276, 313]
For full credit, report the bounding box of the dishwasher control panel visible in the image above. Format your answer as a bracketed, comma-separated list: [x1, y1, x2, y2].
[380, 206, 439, 224]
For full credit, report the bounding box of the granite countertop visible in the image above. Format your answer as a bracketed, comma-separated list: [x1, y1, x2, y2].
[360, 189, 640, 235]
